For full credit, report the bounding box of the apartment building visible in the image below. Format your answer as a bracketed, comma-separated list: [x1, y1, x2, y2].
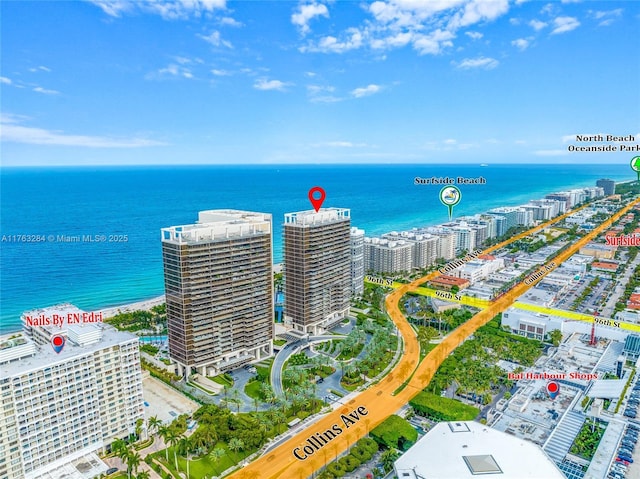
[161, 210, 274, 377]
[283, 208, 351, 334]
[0, 313, 143, 479]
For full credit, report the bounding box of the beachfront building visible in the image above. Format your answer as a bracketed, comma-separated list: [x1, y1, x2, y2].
[0, 319, 143, 479]
[161, 210, 274, 377]
[283, 208, 351, 335]
[423, 227, 455, 260]
[394, 421, 565, 479]
[596, 178, 616, 196]
[350, 227, 365, 296]
[364, 237, 413, 274]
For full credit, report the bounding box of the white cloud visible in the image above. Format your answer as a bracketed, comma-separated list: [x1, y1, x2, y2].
[147, 64, 194, 80]
[0, 116, 166, 148]
[219, 16, 243, 27]
[197, 30, 232, 48]
[444, 138, 457, 145]
[454, 56, 499, 70]
[317, 141, 370, 148]
[88, 0, 226, 20]
[29, 65, 52, 73]
[254, 78, 292, 91]
[412, 29, 455, 55]
[291, 2, 329, 35]
[307, 84, 335, 94]
[534, 149, 568, 156]
[303, 28, 364, 53]
[551, 16, 580, 34]
[511, 37, 533, 51]
[590, 8, 623, 26]
[592, 8, 623, 19]
[299, 0, 511, 56]
[529, 19, 547, 31]
[211, 69, 231, 76]
[0, 77, 12, 84]
[33, 86, 60, 95]
[448, 0, 509, 29]
[351, 84, 382, 98]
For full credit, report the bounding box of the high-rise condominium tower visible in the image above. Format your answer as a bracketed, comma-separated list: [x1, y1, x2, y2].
[283, 208, 351, 335]
[161, 210, 273, 378]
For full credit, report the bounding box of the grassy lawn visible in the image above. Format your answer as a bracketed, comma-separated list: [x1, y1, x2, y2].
[244, 380, 262, 400]
[209, 374, 233, 388]
[157, 442, 251, 479]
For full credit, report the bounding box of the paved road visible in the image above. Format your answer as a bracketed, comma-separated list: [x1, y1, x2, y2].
[270, 335, 346, 397]
[226, 200, 637, 479]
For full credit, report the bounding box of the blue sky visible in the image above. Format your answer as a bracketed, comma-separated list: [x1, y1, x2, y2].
[1, 0, 638, 166]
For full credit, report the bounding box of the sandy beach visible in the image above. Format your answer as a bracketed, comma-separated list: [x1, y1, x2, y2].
[101, 295, 166, 318]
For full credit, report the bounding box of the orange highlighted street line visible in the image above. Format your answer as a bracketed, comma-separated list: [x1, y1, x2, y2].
[227, 198, 637, 479]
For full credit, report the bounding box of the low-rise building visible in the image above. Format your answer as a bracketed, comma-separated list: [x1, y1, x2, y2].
[394, 421, 564, 479]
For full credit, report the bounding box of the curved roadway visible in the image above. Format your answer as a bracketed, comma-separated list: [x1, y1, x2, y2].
[271, 335, 346, 397]
[227, 198, 637, 479]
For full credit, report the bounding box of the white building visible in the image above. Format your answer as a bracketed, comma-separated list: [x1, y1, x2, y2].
[0, 318, 144, 479]
[363, 237, 413, 274]
[394, 421, 565, 479]
[454, 256, 505, 285]
[350, 227, 365, 296]
[383, 231, 438, 269]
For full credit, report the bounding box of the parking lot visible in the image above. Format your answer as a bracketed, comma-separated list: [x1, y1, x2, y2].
[142, 375, 199, 424]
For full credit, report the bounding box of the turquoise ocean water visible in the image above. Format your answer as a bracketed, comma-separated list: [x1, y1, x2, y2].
[0, 163, 632, 333]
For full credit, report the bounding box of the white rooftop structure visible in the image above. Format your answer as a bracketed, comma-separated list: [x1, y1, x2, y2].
[394, 421, 565, 479]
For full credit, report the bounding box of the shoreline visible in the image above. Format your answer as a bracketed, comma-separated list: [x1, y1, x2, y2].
[2, 173, 633, 331]
[101, 295, 166, 318]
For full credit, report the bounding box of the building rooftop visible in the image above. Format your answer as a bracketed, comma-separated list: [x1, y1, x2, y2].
[161, 209, 271, 244]
[394, 421, 565, 479]
[0, 321, 138, 377]
[283, 207, 350, 226]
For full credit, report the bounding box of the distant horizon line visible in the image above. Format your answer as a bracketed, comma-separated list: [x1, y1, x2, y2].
[0, 162, 632, 169]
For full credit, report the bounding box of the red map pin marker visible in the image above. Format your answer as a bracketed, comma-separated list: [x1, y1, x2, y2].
[308, 186, 326, 212]
[546, 381, 560, 400]
[51, 334, 66, 354]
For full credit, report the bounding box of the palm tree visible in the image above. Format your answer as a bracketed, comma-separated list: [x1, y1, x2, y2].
[125, 450, 141, 479]
[228, 438, 244, 463]
[136, 471, 150, 479]
[209, 446, 226, 472]
[147, 415, 162, 437]
[110, 438, 127, 458]
[168, 431, 182, 471]
[135, 418, 145, 440]
[179, 436, 192, 478]
[157, 425, 171, 463]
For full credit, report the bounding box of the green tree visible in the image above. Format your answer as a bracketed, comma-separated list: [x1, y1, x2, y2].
[147, 416, 162, 437]
[125, 450, 141, 479]
[157, 425, 171, 463]
[228, 437, 245, 463]
[135, 471, 150, 479]
[168, 432, 182, 471]
[549, 329, 562, 347]
[380, 449, 400, 473]
[209, 446, 226, 469]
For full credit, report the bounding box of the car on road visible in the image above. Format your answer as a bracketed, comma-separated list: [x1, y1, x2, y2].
[106, 468, 118, 475]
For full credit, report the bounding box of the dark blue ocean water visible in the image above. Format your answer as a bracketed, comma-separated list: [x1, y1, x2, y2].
[0, 164, 631, 333]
